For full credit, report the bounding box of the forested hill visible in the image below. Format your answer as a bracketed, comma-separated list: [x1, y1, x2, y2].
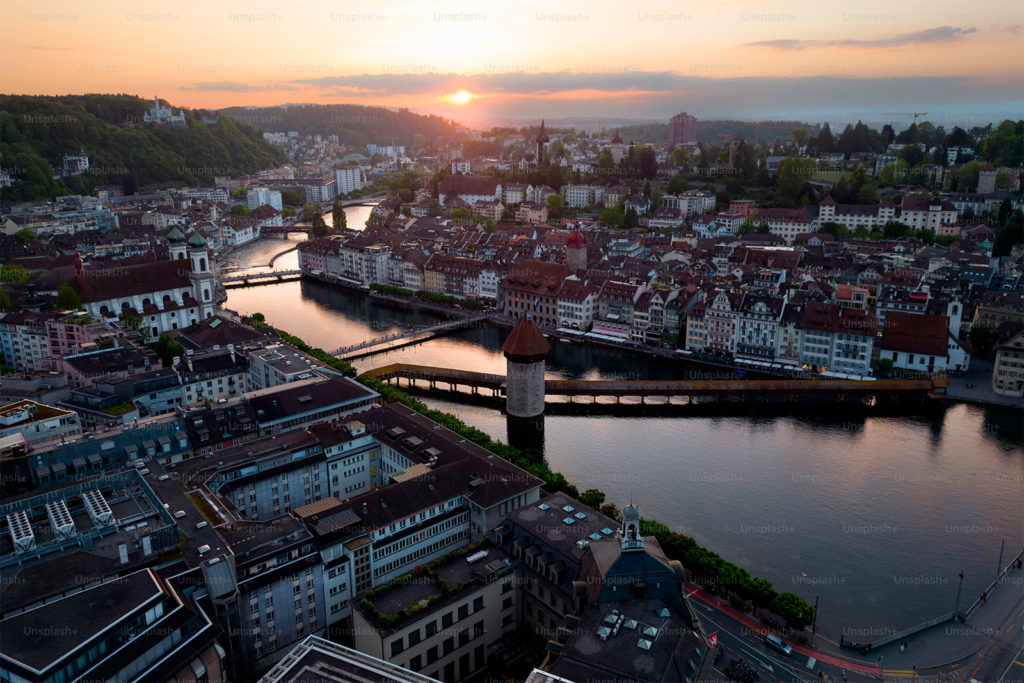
[218, 104, 460, 147]
[611, 120, 816, 144]
[0, 94, 287, 201]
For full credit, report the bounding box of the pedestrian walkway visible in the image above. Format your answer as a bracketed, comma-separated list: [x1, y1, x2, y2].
[686, 553, 1024, 679]
[851, 556, 1024, 676]
[945, 358, 1023, 407]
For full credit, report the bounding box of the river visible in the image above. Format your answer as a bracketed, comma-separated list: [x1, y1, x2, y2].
[222, 215, 1023, 640]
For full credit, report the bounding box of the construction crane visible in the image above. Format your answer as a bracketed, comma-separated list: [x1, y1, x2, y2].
[886, 112, 928, 124]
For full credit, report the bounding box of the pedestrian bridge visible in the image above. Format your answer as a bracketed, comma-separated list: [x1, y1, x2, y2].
[333, 316, 490, 360]
[221, 270, 302, 288]
[362, 364, 949, 404]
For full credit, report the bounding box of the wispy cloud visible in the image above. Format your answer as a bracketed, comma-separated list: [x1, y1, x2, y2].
[182, 81, 294, 92]
[747, 25, 977, 50]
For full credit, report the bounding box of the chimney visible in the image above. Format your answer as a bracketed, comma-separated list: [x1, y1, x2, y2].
[228, 343, 235, 363]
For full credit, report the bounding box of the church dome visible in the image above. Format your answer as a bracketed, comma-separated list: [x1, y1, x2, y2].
[187, 231, 207, 248]
[622, 503, 640, 521]
[167, 227, 186, 243]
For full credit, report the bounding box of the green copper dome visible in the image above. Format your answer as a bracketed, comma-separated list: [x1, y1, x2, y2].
[187, 231, 207, 247]
[167, 227, 186, 243]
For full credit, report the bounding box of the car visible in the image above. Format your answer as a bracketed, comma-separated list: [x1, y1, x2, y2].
[195, 521, 209, 529]
[158, 474, 170, 481]
[763, 634, 792, 655]
[173, 510, 187, 519]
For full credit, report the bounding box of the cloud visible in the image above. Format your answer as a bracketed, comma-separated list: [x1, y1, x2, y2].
[747, 26, 978, 50]
[992, 24, 1021, 33]
[182, 81, 294, 92]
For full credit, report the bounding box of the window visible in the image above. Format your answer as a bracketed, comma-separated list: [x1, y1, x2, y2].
[425, 621, 437, 637]
[502, 597, 513, 610]
[443, 637, 454, 655]
[410, 655, 422, 671]
[426, 646, 438, 664]
[442, 612, 453, 628]
[408, 629, 421, 646]
[458, 604, 469, 620]
[391, 638, 404, 657]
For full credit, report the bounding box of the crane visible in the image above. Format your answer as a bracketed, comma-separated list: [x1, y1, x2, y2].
[886, 112, 928, 124]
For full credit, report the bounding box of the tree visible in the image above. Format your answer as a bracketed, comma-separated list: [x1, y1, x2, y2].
[969, 324, 1000, 358]
[667, 173, 689, 194]
[301, 202, 323, 222]
[791, 127, 810, 148]
[546, 193, 563, 219]
[450, 207, 469, 221]
[623, 207, 639, 229]
[412, 132, 426, 150]
[332, 198, 347, 230]
[579, 489, 606, 509]
[15, 228, 34, 243]
[882, 220, 911, 240]
[898, 145, 925, 168]
[0, 265, 29, 286]
[881, 124, 895, 147]
[979, 120, 1024, 167]
[997, 198, 1013, 226]
[819, 222, 850, 239]
[282, 207, 295, 219]
[669, 146, 692, 166]
[310, 212, 329, 237]
[0, 288, 11, 311]
[597, 149, 615, 173]
[55, 283, 81, 310]
[814, 123, 834, 153]
[638, 147, 658, 179]
[993, 213, 1023, 257]
[155, 333, 185, 366]
[776, 158, 816, 207]
[229, 205, 250, 216]
[281, 189, 301, 206]
[599, 206, 624, 227]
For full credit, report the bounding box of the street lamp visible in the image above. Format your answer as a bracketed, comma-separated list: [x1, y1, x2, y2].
[953, 569, 965, 622]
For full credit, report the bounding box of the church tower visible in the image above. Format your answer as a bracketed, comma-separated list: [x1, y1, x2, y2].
[536, 120, 550, 164]
[619, 502, 645, 552]
[186, 231, 216, 320]
[566, 226, 587, 272]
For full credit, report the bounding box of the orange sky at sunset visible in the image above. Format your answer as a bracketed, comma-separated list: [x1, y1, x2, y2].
[1, 0, 1021, 122]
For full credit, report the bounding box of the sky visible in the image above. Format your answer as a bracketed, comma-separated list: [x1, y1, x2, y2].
[1, 0, 1022, 126]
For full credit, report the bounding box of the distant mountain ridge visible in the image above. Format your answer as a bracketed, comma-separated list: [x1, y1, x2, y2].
[0, 94, 287, 202]
[217, 103, 460, 148]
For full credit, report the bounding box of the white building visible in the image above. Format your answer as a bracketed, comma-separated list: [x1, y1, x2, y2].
[335, 167, 364, 196]
[246, 187, 283, 212]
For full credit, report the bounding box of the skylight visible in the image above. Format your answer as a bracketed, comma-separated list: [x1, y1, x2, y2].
[589, 533, 602, 541]
[562, 505, 574, 512]
[601, 527, 614, 535]
[539, 503, 551, 510]
[562, 517, 576, 525]
[574, 512, 586, 519]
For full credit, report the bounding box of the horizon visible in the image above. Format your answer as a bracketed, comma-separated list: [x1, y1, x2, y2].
[2, 0, 1021, 128]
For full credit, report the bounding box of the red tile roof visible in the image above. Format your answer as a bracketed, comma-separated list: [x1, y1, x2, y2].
[502, 316, 550, 362]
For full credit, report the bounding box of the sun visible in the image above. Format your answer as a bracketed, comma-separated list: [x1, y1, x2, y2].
[449, 90, 473, 105]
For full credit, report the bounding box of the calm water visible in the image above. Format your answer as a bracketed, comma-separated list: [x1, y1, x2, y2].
[223, 217, 1024, 638]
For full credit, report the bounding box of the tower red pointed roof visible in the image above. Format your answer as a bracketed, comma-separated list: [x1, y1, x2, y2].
[502, 317, 550, 363]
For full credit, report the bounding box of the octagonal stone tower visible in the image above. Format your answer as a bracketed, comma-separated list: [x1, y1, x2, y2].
[502, 316, 550, 419]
